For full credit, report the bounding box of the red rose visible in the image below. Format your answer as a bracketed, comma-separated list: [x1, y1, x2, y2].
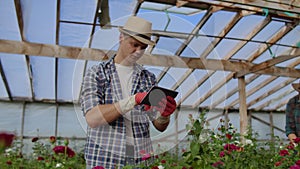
[142, 153, 151, 161]
[6, 160, 12, 165]
[219, 151, 225, 157]
[49, 136, 56, 144]
[0, 132, 15, 150]
[37, 156, 44, 161]
[274, 161, 281, 166]
[212, 161, 224, 167]
[225, 134, 232, 140]
[279, 149, 289, 156]
[53, 145, 75, 158]
[32, 137, 39, 142]
[93, 166, 105, 169]
[294, 137, 300, 144]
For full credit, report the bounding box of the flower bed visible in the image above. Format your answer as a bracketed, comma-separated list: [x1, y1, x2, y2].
[1, 112, 300, 169]
[0, 134, 85, 169]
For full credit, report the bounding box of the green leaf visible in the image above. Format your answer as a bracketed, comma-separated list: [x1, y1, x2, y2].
[190, 141, 200, 157]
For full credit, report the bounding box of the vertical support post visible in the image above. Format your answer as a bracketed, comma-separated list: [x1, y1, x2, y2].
[270, 111, 274, 143]
[55, 103, 59, 137]
[238, 76, 247, 143]
[20, 101, 26, 153]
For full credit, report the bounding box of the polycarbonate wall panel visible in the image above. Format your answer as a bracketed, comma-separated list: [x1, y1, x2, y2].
[0, 102, 23, 133]
[24, 103, 56, 137]
[57, 104, 86, 138]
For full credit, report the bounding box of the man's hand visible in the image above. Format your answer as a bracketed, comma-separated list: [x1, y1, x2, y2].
[135, 92, 148, 105]
[154, 96, 177, 117]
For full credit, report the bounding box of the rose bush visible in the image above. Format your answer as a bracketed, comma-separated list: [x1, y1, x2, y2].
[125, 112, 299, 169]
[0, 135, 85, 169]
[1, 112, 300, 169]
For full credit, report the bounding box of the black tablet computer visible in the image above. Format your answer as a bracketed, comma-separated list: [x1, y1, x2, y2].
[140, 86, 178, 106]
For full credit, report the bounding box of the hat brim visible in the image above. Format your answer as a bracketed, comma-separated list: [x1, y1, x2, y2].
[119, 28, 156, 46]
[292, 83, 300, 92]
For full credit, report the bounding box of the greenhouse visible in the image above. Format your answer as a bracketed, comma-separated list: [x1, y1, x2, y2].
[0, 0, 300, 168]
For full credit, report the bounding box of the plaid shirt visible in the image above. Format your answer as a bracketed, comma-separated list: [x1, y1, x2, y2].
[80, 57, 156, 168]
[286, 95, 300, 137]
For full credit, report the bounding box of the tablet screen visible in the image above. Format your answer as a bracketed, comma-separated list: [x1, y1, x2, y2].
[140, 86, 178, 106]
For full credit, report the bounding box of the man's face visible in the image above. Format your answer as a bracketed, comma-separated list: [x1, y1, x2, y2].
[119, 34, 148, 65]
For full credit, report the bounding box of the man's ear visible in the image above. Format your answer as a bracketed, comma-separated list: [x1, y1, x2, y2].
[119, 33, 125, 42]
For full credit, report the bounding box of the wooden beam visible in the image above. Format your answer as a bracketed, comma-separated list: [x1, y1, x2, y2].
[173, 0, 300, 19]
[235, 49, 300, 78]
[238, 76, 248, 142]
[0, 39, 109, 60]
[1, 39, 300, 78]
[219, 0, 300, 17]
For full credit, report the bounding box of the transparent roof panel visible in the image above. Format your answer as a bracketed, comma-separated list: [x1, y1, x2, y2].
[22, 0, 56, 44]
[226, 15, 266, 39]
[181, 36, 214, 58]
[214, 78, 238, 108]
[0, 1, 21, 41]
[0, 73, 9, 98]
[246, 77, 285, 104]
[91, 27, 119, 51]
[57, 58, 82, 101]
[279, 25, 300, 46]
[30, 56, 55, 100]
[252, 20, 285, 42]
[200, 11, 237, 36]
[252, 45, 290, 64]
[249, 85, 294, 110]
[231, 41, 261, 60]
[158, 67, 188, 88]
[60, 0, 96, 23]
[206, 38, 240, 59]
[0, 0, 298, 112]
[141, 2, 204, 16]
[152, 37, 184, 56]
[246, 75, 272, 92]
[59, 23, 93, 47]
[109, 0, 137, 20]
[0, 54, 31, 98]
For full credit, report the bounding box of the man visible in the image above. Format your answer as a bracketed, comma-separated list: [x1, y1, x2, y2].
[80, 16, 177, 169]
[286, 80, 300, 142]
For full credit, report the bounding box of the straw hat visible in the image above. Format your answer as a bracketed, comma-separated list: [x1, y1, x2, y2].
[292, 80, 300, 92]
[119, 16, 155, 46]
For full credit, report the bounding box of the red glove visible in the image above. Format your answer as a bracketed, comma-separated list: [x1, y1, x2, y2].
[135, 92, 147, 105]
[154, 96, 176, 117]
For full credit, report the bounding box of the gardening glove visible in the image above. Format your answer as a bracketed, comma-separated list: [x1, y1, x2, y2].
[154, 96, 176, 124]
[135, 92, 153, 111]
[117, 92, 148, 114]
[135, 92, 148, 105]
